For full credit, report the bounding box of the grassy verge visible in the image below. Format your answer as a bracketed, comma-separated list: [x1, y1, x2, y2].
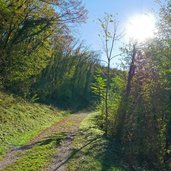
[2, 132, 67, 171]
[0, 91, 69, 160]
[66, 112, 128, 171]
[1, 112, 87, 170]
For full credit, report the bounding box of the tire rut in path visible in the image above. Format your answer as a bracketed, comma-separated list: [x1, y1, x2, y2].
[0, 112, 88, 171]
[45, 112, 88, 171]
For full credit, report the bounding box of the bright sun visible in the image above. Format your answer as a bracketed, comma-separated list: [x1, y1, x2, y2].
[126, 13, 156, 42]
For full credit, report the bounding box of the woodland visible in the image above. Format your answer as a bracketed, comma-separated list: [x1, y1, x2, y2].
[0, 0, 171, 170]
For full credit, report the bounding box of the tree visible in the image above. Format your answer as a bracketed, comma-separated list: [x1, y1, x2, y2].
[114, 38, 171, 170]
[115, 43, 137, 141]
[98, 13, 122, 134]
[32, 41, 99, 109]
[0, 0, 87, 96]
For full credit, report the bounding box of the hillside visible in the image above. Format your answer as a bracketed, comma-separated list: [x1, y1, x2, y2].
[0, 91, 69, 161]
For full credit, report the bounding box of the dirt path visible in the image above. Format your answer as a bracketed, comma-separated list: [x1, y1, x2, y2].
[0, 112, 88, 171]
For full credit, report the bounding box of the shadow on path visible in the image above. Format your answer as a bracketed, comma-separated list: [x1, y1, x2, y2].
[53, 136, 101, 171]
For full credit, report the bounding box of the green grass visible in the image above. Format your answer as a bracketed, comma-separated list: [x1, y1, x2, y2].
[0, 91, 128, 170]
[2, 132, 67, 171]
[0, 91, 69, 160]
[66, 112, 128, 171]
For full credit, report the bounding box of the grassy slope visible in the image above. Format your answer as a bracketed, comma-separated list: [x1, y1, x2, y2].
[0, 91, 69, 160]
[66, 112, 128, 171]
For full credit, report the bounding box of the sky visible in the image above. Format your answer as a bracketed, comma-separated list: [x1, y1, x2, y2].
[74, 0, 165, 67]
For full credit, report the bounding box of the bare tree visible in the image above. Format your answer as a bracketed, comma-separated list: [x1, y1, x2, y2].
[41, 0, 87, 24]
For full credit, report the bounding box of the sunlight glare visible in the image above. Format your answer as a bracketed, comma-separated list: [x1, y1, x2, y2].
[126, 13, 156, 42]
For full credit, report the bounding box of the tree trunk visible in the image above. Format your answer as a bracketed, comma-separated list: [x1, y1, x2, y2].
[105, 58, 110, 135]
[115, 44, 137, 140]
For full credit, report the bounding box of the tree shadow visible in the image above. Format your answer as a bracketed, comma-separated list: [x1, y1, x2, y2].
[12, 132, 67, 152]
[95, 137, 126, 171]
[52, 135, 101, 171]
[75, 135, 126, 171]
[53, 134, 127, 171]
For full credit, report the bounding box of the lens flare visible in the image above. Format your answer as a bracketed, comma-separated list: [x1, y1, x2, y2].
[126, 13, 156, 42]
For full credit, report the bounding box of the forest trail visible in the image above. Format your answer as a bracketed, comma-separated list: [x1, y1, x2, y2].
[0, 112, 88, 171]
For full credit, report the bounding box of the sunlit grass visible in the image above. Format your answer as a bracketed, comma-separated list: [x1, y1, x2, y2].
[0, 91, 69, 161]
[66, 112, 128, 171]
[3, 132, 66, 171]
